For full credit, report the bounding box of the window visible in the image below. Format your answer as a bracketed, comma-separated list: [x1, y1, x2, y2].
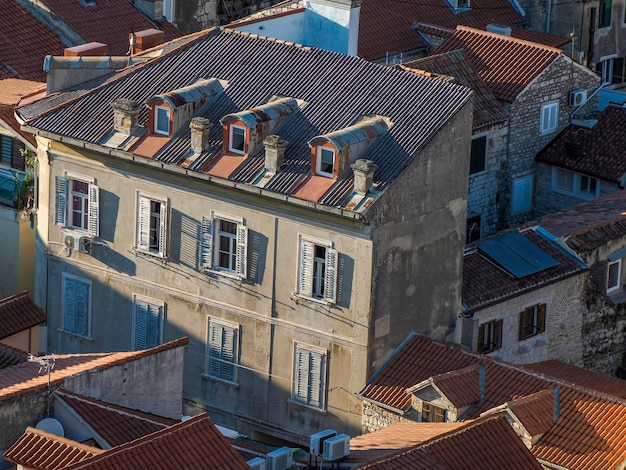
[229, 125, 246, 154]
[551, 168, 599, 200]
[297, 237, 338, 303]
[200, 215, 247, 277]
[595, 57, 624, 85]
[466, 215, 481, 244]
[206, 319, 239, 382]
[540, 102, 559, 134]
[512, 175, 533, 214]
[316, 147, 335, 178]
[154, 106, 170, 135]
[477, 319, 502, 353]
[519, 304, 546, 341]
[133, 296, 163, 350]
[136, 194, 167, 257]
[62, 273, 91, 338]
[607, 259, 621, 292]
[469, 135, 486, 174]
[422, 403, 446, 422]
[599, 0, 611, 27]
[293, 344, 326, 409]
[55, 175, 99, 236]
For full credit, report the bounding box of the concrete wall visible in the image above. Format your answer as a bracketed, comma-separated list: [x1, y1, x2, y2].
[235, 12, 305, 43]
[0, 205, 35, 299]
[303, 0, 358, 55]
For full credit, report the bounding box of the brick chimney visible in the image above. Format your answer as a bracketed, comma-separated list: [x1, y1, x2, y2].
[190, 117, 213, 154]
[130, 29, 166, 54]
[64, 42, 108, 57]
[264, 135, 288, 172]
[351, 159, 378, 194]
[112, 98, 141, 135]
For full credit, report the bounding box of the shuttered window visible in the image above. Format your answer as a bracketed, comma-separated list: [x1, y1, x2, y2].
[477, 319, 503, 353]
[62, 274, 91, 337]
[55, 176, 99, 236]
[512, 175, 533, 214]
[422, 403, 446, 423]
[540, 102, 558, 134]
[136, 194, 167, 257]
[199, 215, 247, 278]
[298, 237, 337, 304]
[133, 297, 163, 350]
[519, 304, 546, 340]
[206, 319, 239, 383]
[293, 344, 326, 409]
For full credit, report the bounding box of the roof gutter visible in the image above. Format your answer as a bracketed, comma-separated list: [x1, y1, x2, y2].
[536, 459, 571, 470]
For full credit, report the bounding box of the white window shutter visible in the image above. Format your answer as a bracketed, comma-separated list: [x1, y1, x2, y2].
[236, 224, 248, 278]
[137, 197, 150, 250]
[88, 183, 99, 237]
[221, 326, 237, 381]
[294, 348, 309, 402]
[324, 248, 338, 304]
[309, 351, 323, 408]
[55, 176, 67, 227]
[134, 300, 148, 350]
[208, 322, 223, 377]
[299, 240, 314, 297]
[63, 278, 76, 332]
[200, 216, 213, 271]
[159, 201, 167, 256]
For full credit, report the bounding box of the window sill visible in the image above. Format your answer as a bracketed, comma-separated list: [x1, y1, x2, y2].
[551, 187, 598, 201]
[287, 399, 327, 414]
[201, 373, 239, 387]
[59, 329, 93, 341]
[606, 289, 626, 305]
[291, 293, 332, 307]
[131, 247, 166, 261]
[202, 268, 245, 282]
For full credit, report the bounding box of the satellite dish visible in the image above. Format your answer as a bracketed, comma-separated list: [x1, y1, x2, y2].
[35, 418, 64, 437]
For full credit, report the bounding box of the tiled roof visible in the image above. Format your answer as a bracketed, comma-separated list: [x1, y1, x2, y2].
[0, 78, 45, 106]
[358, 0, 523, 61]
[535, 190, 626, 254]
[55, 389, 178, 447]
[501, 388, 557, 436]
[4, 427, 104, 469]
[0, 291, 47, 340]
[0, 344, 29, 370]
[424, 363, 482, 408]
[63, 413, 251, 469]
[0, 2, 67, 81]
[536, 104, 626, 183]
[0, 337, 188, 400]
[462, 227, 585, 310]
[356, 414, 543, 469]
[32, 0, 182, 56]
[402, 50, 508, 130]
[435, 26, 563, 103]
[18, 28, 472, 216]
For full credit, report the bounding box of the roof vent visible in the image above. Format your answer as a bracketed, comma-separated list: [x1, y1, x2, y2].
[112, 98, 141, 135]
[351, 159, 378, 195]
[486, 24, 512, 36]
[263, 135, 288, 172]
[190, 117, 213, 154]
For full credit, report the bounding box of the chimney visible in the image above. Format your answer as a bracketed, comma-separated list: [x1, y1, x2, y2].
[112, 98, 141, 135]
[130, 29, 166, 55]
[190, 117, 213, 153]
[64, 42, 108, 57]
[351, 159, 378, 194]
[264, 135, 288, 172]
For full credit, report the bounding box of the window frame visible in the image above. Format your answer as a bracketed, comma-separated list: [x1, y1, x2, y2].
[466, 215, 481, 244]
[316, 146, 336, 178]
[292, 343, 327, 410]
[599, 0, 612, 28]
[228, 124, 247, 155]
[607, 259, 622, 292]
[469, 135, 487, 175]
[199, 213, 248, 278]
[511, 175, 533, 214]
[519, 304, 546, 341]
[136, 193, 168, 258]
[296, 235, 338, 304]
[422, 402, 446, 423]
[55, 174, 99, 237]
[205, 318, 240, 384]
[540, 102, 559, 134]
[132, 295, 164, 351]
[154, 105, 171, 136]
[551, 167, 599, 200]
[477, 319, 503, 353]
[61, 273, 92, 339]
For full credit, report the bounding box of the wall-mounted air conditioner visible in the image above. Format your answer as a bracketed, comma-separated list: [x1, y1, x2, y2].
[322, 434, 350, 461]
[247, 457, 266, 470]
[266, 447, 293, 470]
[64, 233, 86, 252]
[310, 429, 337, 456]
[569, 89, 587, 107]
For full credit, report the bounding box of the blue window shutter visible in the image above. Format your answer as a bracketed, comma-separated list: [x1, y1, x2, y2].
[208, 322, 223, 377]
[146, 303, 161, 348]
[55, 176, 67, 227]
[134, 300, 148, 350]
[63, 278, 76, 333]
[75, 280, 89, 337]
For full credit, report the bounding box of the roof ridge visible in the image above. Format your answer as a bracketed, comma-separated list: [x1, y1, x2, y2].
[224, 27, 310, 50]
[23, 426, 106, 454]
[456, 25, 563, 54]
[0, 291, 29, 306]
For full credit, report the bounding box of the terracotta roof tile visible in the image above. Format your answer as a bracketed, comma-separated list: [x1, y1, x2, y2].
[0, 79, 45, 106]
[536, 104, 626, 183]
[501, 388, 557, 436]
[0, 292, 47, 340]
[426, 364, 482, 408]
[63, 413, 251, 469]
[4, 427, 104, 469]
[56, 389, 178, 447]
[435, 26, 562, 102]
[0, 344, 29, 370]
[358, 0, 523, 61]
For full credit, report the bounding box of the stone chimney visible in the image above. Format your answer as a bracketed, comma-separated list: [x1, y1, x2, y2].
[190, 117, 213, 154]
[264, 135, 288, 172]
[351, 159, 378, 194]
[112, 98, 141, 135]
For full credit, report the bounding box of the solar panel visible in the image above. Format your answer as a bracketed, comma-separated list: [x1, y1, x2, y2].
[476, 231, 558, 278]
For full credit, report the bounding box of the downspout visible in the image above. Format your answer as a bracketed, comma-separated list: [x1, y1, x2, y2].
[545, 0, 551, 33]
[587, 7, 596, 65]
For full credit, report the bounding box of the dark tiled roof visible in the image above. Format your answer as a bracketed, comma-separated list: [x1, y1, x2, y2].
[4, 427, 104, 469]
[356, 414, 543, 469]
[536, 104, 626, 183]
[34, 0, 182, 56]
[56, 389, 178, 447]
[462, 227, 585, 310]
[19, 28, 472, 215]
[63, 413, 251, 469]
[535, 190, 626, 254]
[0, 291, 46, 340]
[402, 50, 508, 130]
[436, 26, 563, 103]
[0, 344, 29, 370]
[0, 2, 67, 81]
[358, 0, 523, 61]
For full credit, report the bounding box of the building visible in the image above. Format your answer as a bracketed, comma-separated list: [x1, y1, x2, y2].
[17, 28, 473, 442]
[0, 291, 47, 355]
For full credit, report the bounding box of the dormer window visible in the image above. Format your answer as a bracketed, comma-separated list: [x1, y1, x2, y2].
[154, 105, 171, 136]
[229, 125, 246, 154]
[317, 147, 335, 177]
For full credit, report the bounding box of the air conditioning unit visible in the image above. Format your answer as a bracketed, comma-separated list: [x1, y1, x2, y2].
[64, 233, 86, 252]
[323, 434, 350, 461]
[310, 429, 337, 456]
[569, 89, 587, 106]
[266, 447, 293, 470]
[247, 457, 266, 470]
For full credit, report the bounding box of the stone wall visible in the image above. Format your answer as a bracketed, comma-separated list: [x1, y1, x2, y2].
[362, 401, 413, 433]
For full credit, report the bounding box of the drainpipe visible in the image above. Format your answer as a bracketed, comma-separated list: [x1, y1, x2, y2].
[587, 7, 596, 65]
[545, 0, 551, 33]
